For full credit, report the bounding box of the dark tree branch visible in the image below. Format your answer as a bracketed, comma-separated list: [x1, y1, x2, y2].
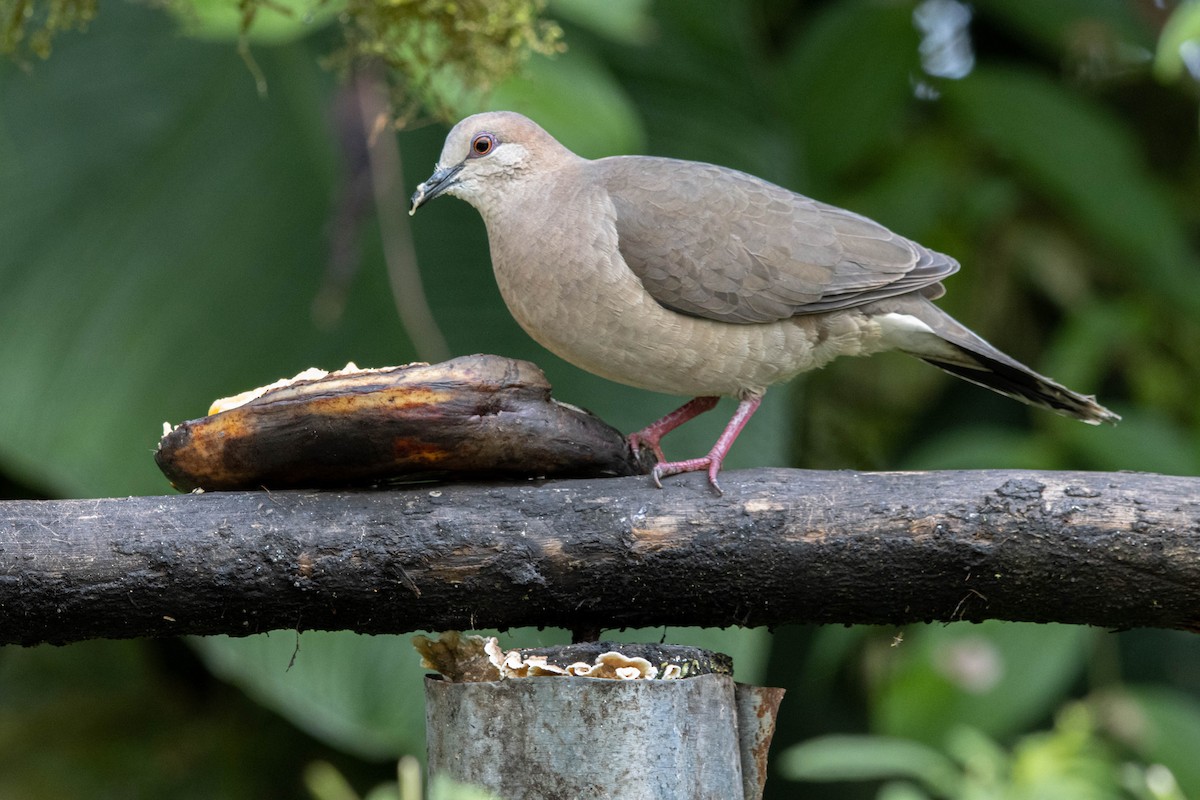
[2, 468, 1198, 646]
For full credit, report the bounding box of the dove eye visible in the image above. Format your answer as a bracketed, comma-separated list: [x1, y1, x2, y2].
[470, 133, 497, 157]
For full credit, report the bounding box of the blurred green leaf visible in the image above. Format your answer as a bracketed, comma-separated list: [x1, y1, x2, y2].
[1115, 687, 1200, 797]
[973, 0, 1153, 59]
[1038, 301, 1140, 392]
[0, 3, 409, 497]
[875, 622, 1093, 744]
[900, 426, 1060, 471]
[781, 734, 962, 797]
[801, 625, 875, 691]
[1007, 704, 1123, 800]
[0, 640, 324, 799]
[1154, 1, 1200, 82]
[1051, 410, 1200, 475]
[193, 632, 429, 759]
[167, 0, 342, 43]
[427, 774, 505, 800]
[879, 782, 936, 800]
[779, 0, 919, 189]
[478, 44, 646, 158]
[944, 725, 1008, 785]
[842, 137, 964, 243]
[549, 0, 653, 45]
[599, 3, 783, 184]
[943, 67, 1199, 316]
[305, 760, 363, 800]
[789, 708, 1134, 800]
[364, 784, 401, 800]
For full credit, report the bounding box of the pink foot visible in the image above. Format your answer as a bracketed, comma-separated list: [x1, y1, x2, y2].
[627, 431, 667, 464]
[639, 395, 763, 494]
[652, 454, 726, 493]
[627, 396, 719, 464]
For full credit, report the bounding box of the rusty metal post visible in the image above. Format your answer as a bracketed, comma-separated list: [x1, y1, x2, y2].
[421, 640, 783, 800]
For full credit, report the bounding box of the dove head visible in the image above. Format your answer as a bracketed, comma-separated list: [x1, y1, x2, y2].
[410, 111, 579, 216]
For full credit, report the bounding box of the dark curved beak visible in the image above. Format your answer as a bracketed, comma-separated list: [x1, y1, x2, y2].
[409, 163, 464, 216]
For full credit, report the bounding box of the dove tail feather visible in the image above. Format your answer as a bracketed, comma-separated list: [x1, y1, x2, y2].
[875, 298, 1119, 425]
[919, 350, 1119, 425]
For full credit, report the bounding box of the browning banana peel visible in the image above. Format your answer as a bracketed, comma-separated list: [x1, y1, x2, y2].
[156, 354, 648, 491]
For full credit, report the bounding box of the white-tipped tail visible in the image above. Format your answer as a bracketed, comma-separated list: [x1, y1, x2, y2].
[877, 301, 1119, 425]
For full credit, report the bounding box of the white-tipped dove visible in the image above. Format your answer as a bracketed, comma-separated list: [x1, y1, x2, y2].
[411, 111, 1118, 492]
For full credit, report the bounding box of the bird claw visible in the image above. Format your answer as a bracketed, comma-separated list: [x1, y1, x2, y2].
[651, 468, 664, 490]
[634, 396, 756, 496]
[651, 456, 724, 495]
[628, 432, 667, 465]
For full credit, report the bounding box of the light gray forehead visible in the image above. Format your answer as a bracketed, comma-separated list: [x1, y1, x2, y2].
[441, 112, 542, 151]
[440, 122, 491, 161]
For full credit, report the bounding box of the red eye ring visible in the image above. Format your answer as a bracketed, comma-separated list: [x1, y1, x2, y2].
[470, 133, 496, 157]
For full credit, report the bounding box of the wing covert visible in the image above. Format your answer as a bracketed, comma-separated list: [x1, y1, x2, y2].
[597, 156, 959, 324]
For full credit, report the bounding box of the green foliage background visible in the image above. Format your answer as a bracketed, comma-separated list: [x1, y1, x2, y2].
[2, 1, 1199, 798]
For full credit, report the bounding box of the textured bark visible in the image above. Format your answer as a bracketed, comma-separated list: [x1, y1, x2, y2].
[2, 468, 1199, 646]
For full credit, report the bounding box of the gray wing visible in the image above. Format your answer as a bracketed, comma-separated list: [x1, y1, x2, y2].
[596, 156, 959, 324]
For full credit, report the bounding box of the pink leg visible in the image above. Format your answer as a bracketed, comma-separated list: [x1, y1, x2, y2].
[651, 395, 762, 494]
[628, 396, 720, 463]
